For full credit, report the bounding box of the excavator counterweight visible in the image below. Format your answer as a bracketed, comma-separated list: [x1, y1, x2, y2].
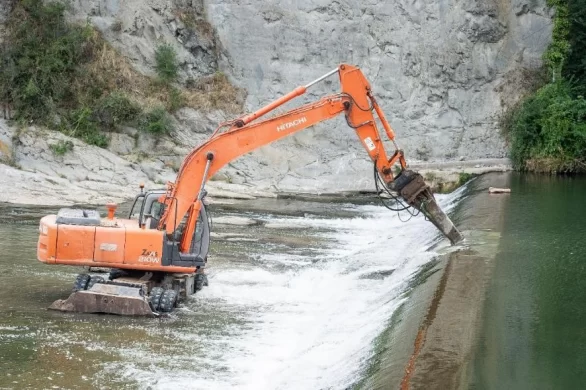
[36, 64, 462, 316]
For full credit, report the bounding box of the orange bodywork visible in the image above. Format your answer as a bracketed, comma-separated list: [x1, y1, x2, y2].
[38, 63, 412, 272]
[37, 215, 196, 273]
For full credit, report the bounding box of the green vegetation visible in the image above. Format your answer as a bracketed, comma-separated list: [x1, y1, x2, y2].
[563, 0, 586, 93]
[0, 0, 242, 151]
[458, 172, 476, 185]
[154, 44, 179, 83]
[141, 107, 173, 135]
[0, 0, 92, 122]
[167, 87, 185, 113]
[94, 92, 141, 129]
[504, 0, 586, 173]
[544, 0, 571, 82]
[0, 0, 151, 147]
[49, 140, 74, 156]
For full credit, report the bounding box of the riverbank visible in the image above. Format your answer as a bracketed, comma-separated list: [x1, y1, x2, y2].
[0, 158, 511, 206]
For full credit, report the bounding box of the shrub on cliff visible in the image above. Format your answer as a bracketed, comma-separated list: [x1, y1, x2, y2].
[505, 81, 586, 172]
[0, 0, 92, 121]
[94, 92, 141, 129]
[141, 107, 173, 135]
[155, 44, 179, 83]
[0, 0, 242, 151]
[504, 0, 586, 173]
[564, 0, 586, 93]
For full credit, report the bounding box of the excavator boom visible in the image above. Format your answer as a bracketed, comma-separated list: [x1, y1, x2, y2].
[37, 63, 462, 316]
[158, 64, 462, 251]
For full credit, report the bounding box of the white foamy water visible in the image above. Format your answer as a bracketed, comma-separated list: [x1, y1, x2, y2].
[108, 192, 464, 390]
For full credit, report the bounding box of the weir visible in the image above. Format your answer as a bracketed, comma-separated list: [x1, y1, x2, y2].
[359, 172, 511, 389]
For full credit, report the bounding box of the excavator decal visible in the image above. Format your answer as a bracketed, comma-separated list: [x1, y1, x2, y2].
[276, 117, 308, 132]
[138, 250, 159, 263]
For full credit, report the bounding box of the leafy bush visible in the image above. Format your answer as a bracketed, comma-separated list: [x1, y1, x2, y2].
[502, 0, 586, 173]
[63, 107, 108, 147]
[154, 44, 179, 83]
[94, 92, 141, 128]
[0, 0, 92, 121]
[50, 140, 74, 156]
[141, 107, 173, 135]
[564, 0, 586, 94]
[544, 0, 571, 80]
[458, 172, 476, 185]
[505, 81, 586, 171]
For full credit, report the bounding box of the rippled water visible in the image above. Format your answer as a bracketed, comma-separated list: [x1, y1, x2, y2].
[469, 174, 586, 389]
[0, 194, 462, 389]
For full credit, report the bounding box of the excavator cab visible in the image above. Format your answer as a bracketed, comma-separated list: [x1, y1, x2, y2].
[128, 190, 165, 228]
[128, 189, 211, 266]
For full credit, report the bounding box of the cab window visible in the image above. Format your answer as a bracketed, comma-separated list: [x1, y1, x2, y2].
[129, 195, 145, 220]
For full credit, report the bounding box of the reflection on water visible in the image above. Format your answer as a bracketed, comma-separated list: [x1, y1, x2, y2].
[0, 196, 455, 389]
[470, 174, 586, 389]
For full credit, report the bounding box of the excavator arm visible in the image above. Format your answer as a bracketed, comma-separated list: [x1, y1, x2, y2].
[158, 64, 463, 252]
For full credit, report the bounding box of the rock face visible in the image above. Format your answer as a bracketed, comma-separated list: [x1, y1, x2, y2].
[71, 0, 550, 192]
[0, 0, 551, 204]
[205, 0, 551, 186]
[0, 119, 274, 205]
[67, 0, 224, 81]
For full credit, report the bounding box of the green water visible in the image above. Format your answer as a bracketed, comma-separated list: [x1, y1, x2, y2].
[470, 174, 586, 389]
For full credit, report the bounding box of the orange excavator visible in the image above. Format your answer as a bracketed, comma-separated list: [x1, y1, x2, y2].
[37, 64, 462, 316]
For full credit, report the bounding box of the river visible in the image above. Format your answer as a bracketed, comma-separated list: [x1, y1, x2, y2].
[469, 173, 586, 389]
[4, 174, 584, 389]
[0, 192, 462, 389]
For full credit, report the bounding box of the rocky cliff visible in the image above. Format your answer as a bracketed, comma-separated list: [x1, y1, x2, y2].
[0, 0, 551, 204]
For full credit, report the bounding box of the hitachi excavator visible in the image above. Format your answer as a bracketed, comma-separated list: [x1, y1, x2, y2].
[37, 64, 462, 316]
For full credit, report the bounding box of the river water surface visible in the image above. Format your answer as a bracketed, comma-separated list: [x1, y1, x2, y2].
[0, 194, 461, 389]
[469, 174, 586, 389]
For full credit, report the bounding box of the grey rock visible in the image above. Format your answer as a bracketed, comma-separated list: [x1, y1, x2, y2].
[136, 133, 157, 153]
[0, 0, 553, 205]
[67, 0, 551, 193]
[0, 119, 14, 164]
[108, 133, 135, 155]
[206, 0, 551, 165]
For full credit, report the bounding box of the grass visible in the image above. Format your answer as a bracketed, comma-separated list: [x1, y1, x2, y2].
[50, 140, 74, 156]
[0, 0, 243, 150]
[183, 72, 244, 113]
